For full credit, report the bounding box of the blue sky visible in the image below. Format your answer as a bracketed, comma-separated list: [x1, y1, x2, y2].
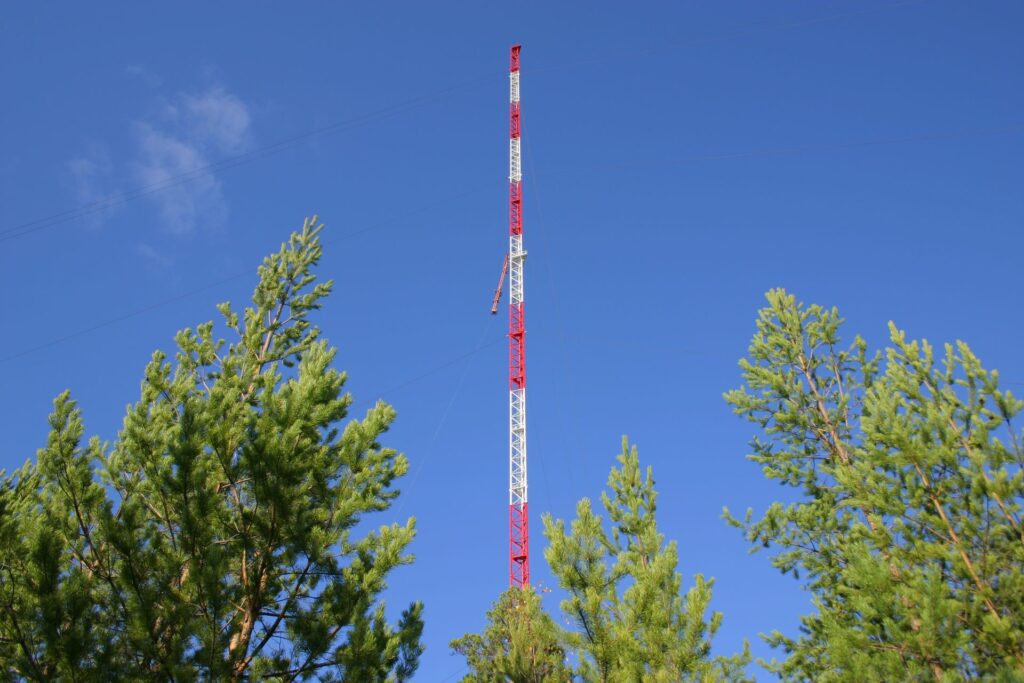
[2, 1, 1022, 679]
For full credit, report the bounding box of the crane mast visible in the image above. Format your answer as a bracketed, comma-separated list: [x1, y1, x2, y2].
[507, 44, 529, 588]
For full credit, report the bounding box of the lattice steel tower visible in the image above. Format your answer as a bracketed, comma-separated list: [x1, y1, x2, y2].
[507, 44, 529, 588]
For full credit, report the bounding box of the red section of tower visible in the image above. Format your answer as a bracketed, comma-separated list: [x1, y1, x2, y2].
[509, 302, 526, 391]
[507, 44, 529, 588]
[510, 502, 528, 586]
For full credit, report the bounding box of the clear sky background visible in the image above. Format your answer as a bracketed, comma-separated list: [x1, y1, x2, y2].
[2, 2, 1022, 679]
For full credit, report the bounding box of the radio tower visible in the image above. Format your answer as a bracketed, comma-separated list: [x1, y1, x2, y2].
[507, 44, 529, 588]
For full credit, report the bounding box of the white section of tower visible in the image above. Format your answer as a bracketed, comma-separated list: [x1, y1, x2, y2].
[510, 387, 526, 507]
[509, 138, 521, 184]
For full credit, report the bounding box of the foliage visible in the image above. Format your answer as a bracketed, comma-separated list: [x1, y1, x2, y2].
[725, 288, 1024, 681]
[542, 439, 749, 682]
[0, 218, 423, 681]
[450, 586, 573, 683]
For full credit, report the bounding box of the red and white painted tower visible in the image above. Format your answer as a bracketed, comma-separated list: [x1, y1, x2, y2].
[507, 44, 529, 588]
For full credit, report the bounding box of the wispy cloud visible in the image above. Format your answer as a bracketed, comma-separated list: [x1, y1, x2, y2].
[132, 122, 227, 235]
[66, 81, 251, 235]
[132, 85, 251, 234]
[181, 87, 251, 153]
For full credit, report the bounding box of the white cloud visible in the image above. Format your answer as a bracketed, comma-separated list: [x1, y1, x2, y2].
[130, 84, 251, 234]
[66, 81, 252, 235]
[132, 122, 227, 235]
[182, 87, 251, 153]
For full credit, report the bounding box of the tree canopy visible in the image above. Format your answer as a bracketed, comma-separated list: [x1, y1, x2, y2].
[726, 289, 1024, 681]
[454, 440, 748, 682]
[450, 586, 572, 683]
[0, 218, 423, 681]
[544, 439, 749, 682]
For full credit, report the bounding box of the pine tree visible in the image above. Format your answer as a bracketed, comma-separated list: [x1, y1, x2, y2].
[543, 439, 749, 683]
[725, 288, 1024, 680]
[0, 218, 423, 681]
[450, 586, 573, 682]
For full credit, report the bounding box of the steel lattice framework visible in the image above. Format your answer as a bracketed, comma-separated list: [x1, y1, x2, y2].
[507, 44, 529, 588]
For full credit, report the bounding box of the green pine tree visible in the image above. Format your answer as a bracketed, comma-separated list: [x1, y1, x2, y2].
[725, 288, 1024, 681]
[0, 217, 423, 681]
[450, 586, 573, 683]
[543, 439, 749, 683]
